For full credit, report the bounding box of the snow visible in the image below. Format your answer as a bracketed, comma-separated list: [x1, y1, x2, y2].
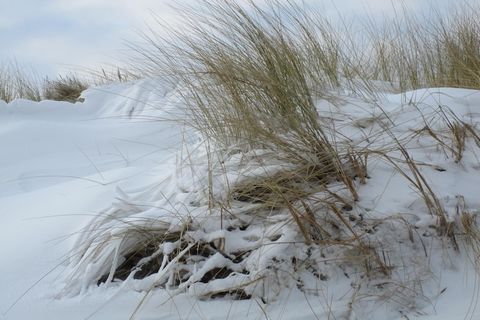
[1, 79, 480, 319]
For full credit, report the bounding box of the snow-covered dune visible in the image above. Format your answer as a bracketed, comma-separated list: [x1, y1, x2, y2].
[1, 80, 480, 320]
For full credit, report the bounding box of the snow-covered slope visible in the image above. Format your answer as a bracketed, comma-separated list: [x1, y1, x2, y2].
[1, 80, 480, 320]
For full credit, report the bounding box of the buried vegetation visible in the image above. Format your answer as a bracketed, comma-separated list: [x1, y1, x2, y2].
[61, 0, 480, 318]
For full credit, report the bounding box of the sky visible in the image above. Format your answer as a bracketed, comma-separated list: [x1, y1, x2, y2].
[0, 0, 450, 77]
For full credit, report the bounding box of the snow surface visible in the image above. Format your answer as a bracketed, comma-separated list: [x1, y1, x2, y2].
[1, 79, 480, 319]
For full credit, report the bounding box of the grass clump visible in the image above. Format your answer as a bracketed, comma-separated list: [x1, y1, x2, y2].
[42, 74, 88, 103]
[114, 0, 391, 293]
[131, 5, 374, 276]
[137, 0, 359, 196]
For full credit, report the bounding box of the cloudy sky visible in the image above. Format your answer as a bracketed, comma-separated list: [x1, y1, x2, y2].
[0, 0, 448, 76]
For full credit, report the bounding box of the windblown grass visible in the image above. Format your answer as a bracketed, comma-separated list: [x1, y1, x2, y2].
[366, 2, 480, 91]
[0, 62, 42, 102]
[132, 1, 369, 254]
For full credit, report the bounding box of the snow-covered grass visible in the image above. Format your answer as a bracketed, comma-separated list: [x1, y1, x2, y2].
[2, 1, 480, 319]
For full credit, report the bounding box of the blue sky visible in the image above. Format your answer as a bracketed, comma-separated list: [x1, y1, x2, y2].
[0, 0, 448, 77]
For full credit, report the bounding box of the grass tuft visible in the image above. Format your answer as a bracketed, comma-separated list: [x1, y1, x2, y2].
[42, 74, 88, 103]
[0, 61, 42, 102]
